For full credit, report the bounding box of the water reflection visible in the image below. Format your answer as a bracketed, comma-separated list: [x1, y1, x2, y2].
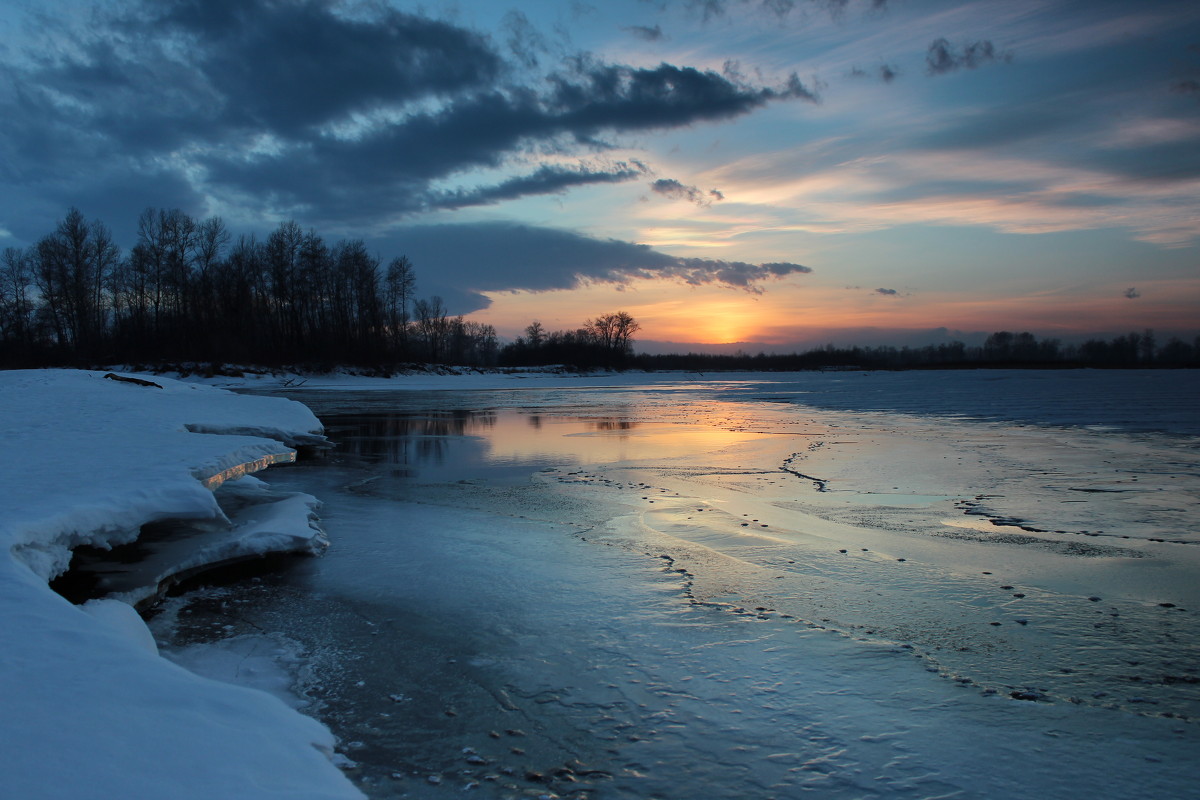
[325, 411, 493, 479]
[320, 409, 651, 485]
[334, 409, 497, 440]
[312, 401, 771, 487]
[585, 417, 635, 432]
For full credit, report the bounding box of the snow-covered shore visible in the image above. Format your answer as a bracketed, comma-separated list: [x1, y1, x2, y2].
[0, 369, 362, 800]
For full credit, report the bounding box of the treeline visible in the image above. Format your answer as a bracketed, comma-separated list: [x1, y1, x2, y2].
[498, 314, 641, 369]
[637, 329, 1200, 371]
[2, 208, 1195, 373]
[0, 207, 502, 367]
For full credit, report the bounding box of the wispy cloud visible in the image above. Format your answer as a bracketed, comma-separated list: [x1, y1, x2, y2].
[623, 24, 665, 41]
[848, 63, 899, 82]
[701, 120, 1200, 247]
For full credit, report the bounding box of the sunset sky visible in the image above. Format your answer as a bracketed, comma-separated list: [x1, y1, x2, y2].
[2, 0, 1197, 351]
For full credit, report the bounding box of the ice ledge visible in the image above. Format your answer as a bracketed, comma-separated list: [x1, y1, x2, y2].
[195, 449, 297, 490]
[59, 478, 330, 609]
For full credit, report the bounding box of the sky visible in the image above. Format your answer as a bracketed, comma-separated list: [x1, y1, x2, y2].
[1, 0, 1197, 351]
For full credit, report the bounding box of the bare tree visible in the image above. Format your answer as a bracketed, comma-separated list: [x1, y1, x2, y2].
[264, 220, 303, 350]
[158, 208, 197, 322]
[445, 318, 498, 365]
[296, 229, 330, 350]
[90, 219, 119, 343]
[586, 311, 640, 355]
[31, 208, 116, 355]
[385, 255, 416, 356]
[611, 311, 640, 353]
[524, 319, 545, 348]
[1140, 328, 1156, 364]
[0, 247, 34, 353]
[194, 217, 230, 278]
[414, 295, 449, 361]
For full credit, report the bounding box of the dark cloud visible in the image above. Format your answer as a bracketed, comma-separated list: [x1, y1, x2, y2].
[926, 38, 1012, 76]
[371, 221, 813, 312]
[195, 59, 814, 220]
[1124, 287, 1141, 299]
[435, 163, 648, 210]
[548, 57, 819, 127]
[875, 287, 898, 295]
[152, 0, 502, 135]
[0, 0, 816, 228]
[669, 257, 811, 289]
[623, 24, 665, 41]
[649, 178, 725, 206]
[672, 0, 887, 22]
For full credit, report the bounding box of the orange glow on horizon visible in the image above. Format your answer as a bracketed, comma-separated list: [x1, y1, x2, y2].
[467, 276, 1200, 348]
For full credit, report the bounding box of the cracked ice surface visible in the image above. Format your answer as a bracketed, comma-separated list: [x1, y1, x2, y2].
[153, 372, 1200, 799]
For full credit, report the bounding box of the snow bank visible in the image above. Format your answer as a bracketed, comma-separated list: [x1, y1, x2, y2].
[0, 369, 362, 800]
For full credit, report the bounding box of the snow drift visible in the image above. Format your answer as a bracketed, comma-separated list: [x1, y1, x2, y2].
[0, 369, 362, 800]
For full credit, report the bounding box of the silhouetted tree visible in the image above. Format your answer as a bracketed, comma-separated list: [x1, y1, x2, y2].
[525, 320, 546, 348]
[500, 311, 641, 368]
[384, 256, 416, 356]
[1139, 328, 1156, 364]
[0, 247, 35, 360]
[414, 295, 449, 362]
[31, 208, 117, 358]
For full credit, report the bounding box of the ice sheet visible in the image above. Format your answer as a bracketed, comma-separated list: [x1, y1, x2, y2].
[151, 376, 1199, 799]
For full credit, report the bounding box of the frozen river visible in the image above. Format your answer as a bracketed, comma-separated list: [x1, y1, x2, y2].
[150, 371, 1200, 799]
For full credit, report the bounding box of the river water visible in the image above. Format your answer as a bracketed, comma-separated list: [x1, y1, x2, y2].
[149, 371, 1200, 799]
